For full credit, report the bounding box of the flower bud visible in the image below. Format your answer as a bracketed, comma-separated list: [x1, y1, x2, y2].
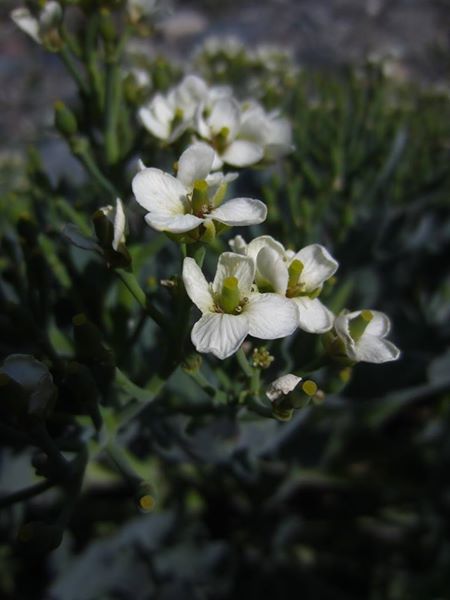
[54, 101, 78, 138]
[182, 353, 202, 374]
[135, 482, 156, 513]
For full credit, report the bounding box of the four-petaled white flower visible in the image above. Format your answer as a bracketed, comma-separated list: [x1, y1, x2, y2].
[229, 235, 338, 333]
[99, 198, 127, 251]
[182, 253, 298, 359]
[239, 101, 294, 161]
[132, 143, 266, 234]
[195, 97, 266, 168]
[138, 75, 229, 143]
[266, 374, 302, 403]
[11, 1, 62, 45]
[334, 310, 400, 364]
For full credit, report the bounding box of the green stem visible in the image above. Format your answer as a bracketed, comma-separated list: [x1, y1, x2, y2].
[105, 441, 140, 487]
[236, 347, 254, 378]
[60, 46, 89, 96]
[0, 479, 54, 509]
[115, 269, 166, 328]
[188, 370, 216, 397]
[104, 60, 122, 165]
[84, 16, 104, 110]
[74, 142, 119, 197]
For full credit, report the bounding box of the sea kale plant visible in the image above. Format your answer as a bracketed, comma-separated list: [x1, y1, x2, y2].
[4, 0, 450, 598]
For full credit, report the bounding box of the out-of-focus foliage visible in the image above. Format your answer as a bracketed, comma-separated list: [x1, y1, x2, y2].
[1, 7, 450, 599]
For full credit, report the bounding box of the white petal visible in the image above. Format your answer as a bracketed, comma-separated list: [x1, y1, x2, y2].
[212, 252, 255, 297]
[144, 213, 203, 233]
[364, 311, 391, 337]
[40, 1, 62, 28]
[177, 143, 215, 188]
[138, 108, 169, 140]
[353, 336, 401, 364]
[246, 235, 286, 262]
[228, 235, 247, 254]
[194, 103, 211, 138]
[266, 374, 302, 402]
[208, 98, 241, 138]
[11, 8, 41, 43]
[292, 297, 335, 333]
[112, 198, 126, 251]
[294, 244, 338, 291]
[174, 75, 209, 117]
[210, 198, 267, 226]
[221, 140, 264, 167]
[245, 294, 297, 339]
[256, 247, 288, 294]
[264, 143, 295, 161]
[334, 313, 354, 349]
[132, 168, 187, 215]
[182, 258, 213, 313]
[191, 313, 249, 359]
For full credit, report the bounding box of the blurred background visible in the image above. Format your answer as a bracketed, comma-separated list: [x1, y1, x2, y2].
[1, 1, 450, 599]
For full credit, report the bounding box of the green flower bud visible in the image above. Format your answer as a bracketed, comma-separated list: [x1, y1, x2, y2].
[135, 482, 156, 513]
[54, 101, 78, 138]
[182, 353, 203, 374]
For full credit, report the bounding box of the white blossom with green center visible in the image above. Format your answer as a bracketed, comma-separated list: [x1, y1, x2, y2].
[138, 75, 230, 142]
[132, 143, 266, 234]
[11, 1, 62, 45]
[334, 310, 400, 363]
[182, 252, 298, 359]
[229, 235, 338, 333]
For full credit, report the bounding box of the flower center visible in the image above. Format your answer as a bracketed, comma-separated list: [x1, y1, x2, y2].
[216, 276, 248, 315]
[348, 310, 373, 342]
[191, 179, 211, 217]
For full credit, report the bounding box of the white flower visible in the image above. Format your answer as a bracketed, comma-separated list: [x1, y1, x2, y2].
[231, 235, 338, 334]
[266, 374, 302, 402]
[334, 310, 400, 364]
[132, 143, 266, 234]
[127, 0, 166, 22]
[99, 198, 126, 251]
[239, 101, 293, 161]
[195, 96, 293, 167]
[138, 75, 229, 142]
[195, 97, 265, 168]
[182, 252, 298, 359]
[11, 2, 62, 45]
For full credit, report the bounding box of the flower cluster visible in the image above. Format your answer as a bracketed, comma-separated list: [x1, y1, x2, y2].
[132, 143, 266, 240]
[138, 74, 293, 167]
[179, 231, 400, 363]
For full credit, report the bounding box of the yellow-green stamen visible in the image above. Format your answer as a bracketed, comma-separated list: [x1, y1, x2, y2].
[191, 179, 209, 216]
[349, 310, 373, 342]
[219, 276, 240, 314]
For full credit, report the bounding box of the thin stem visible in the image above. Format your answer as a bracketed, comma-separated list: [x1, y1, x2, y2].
[75, 143, 119, 197]
[60, 46, 89, 96]
[115, 269, 166, 329]
[236, 347, 254, 378]
[0, 479, 55, 509]
[188, 370, 216, 397]
[106, 442, 140, 487]
[104, 60, 122, 165]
